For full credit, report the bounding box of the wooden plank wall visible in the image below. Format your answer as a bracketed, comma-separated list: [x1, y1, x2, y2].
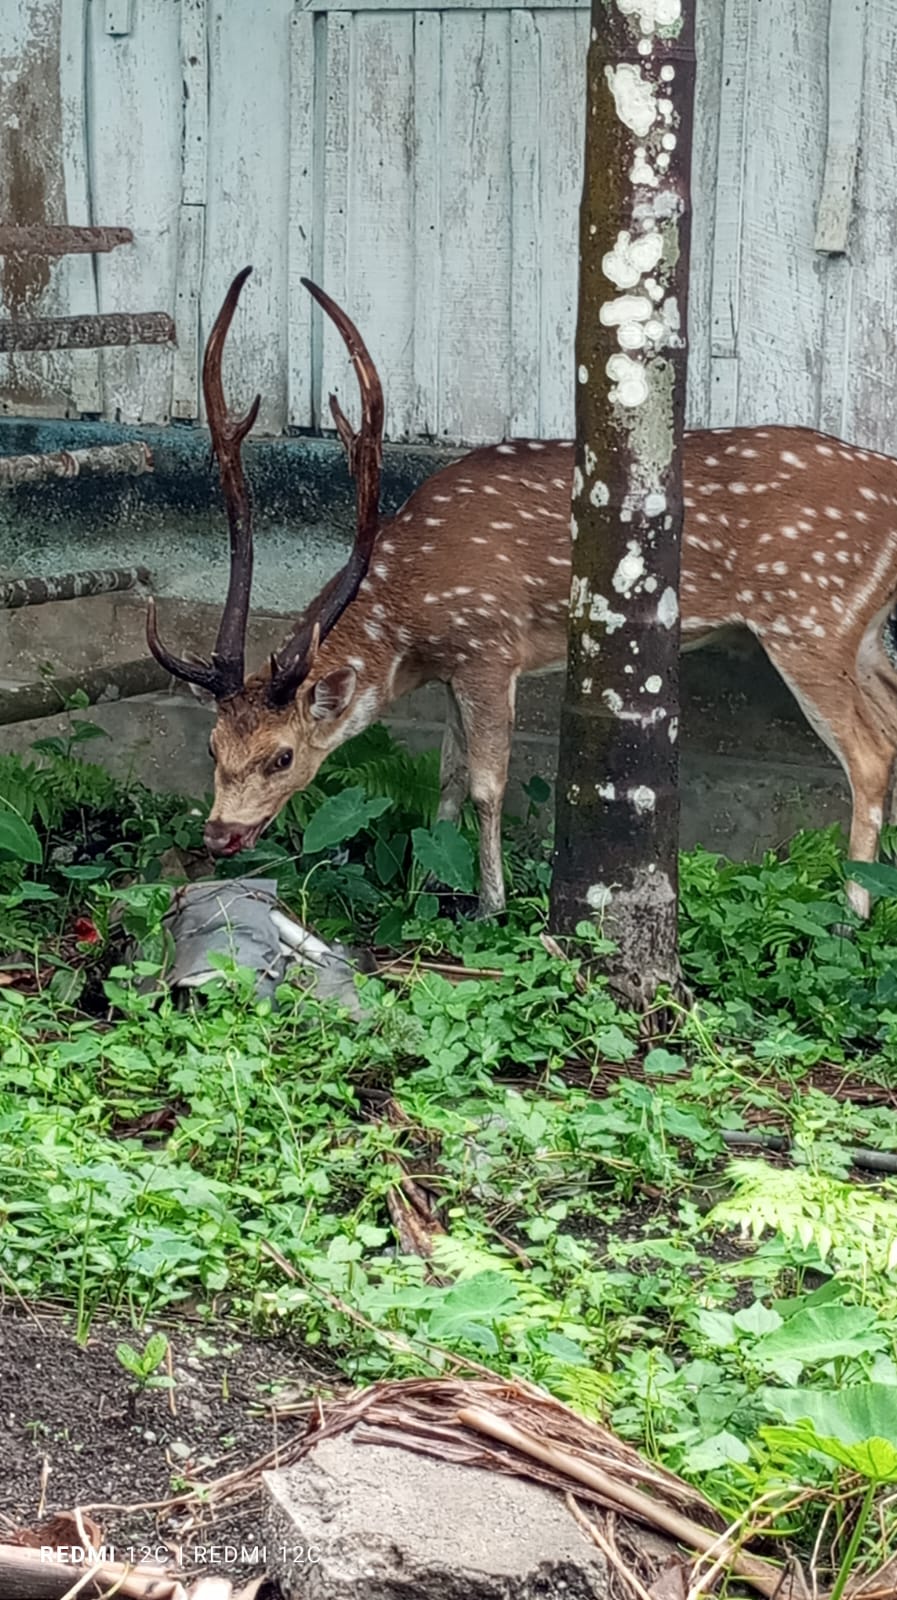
[2, 0, 897, 450]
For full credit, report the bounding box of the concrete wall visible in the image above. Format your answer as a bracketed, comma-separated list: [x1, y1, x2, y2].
[0, 422, 851, 860]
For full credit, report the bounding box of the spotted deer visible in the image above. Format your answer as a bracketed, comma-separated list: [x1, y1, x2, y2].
[148, 268, 897, 919]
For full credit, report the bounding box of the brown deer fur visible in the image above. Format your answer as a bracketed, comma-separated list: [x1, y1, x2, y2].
[149, 276, 897, 920]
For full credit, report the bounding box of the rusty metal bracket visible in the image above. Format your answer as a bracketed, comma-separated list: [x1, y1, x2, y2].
[0, 441, 153, 488]
[0, 657, 169, 727]
[0, 312, 176, 353]
[0, 225, 133, 257]
[0, 565, 151, 610]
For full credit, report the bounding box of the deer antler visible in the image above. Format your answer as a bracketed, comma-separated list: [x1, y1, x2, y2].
[146, 267, 261, 698]
[266, 278, 384, 705]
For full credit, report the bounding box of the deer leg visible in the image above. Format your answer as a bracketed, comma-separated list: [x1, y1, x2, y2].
[453, 672, 517, 918]
[843, 742, 895, 918]
[437, 684, 469, 823]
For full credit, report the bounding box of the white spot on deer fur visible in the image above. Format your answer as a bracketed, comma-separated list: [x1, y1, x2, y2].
[586, 883, 613, 912]
[613, 542, 645, 595]
[772, 562, 788, 575]
[527, 441, 545, 451]
[630, 785, 656, 814]
[835, 550, 849, 563]
[424, 593, 438, 604]
[596, 781, 615, 799]
[859, 486, 877, 501]
[497, 444, 516, 455]
[645, 675, 662, 693]
[364, 621, 383, 641]
[602, 229, 663, 290]
[483, 486, 499, 496]
[812, 551, 825, 565]
[604, 64, 657, 139]
[602, 688, 623, 713]
[548, 554, 570, 566]
[730, 482, 748, 494]
[471, 536, 487, 544]
[490, 521, 514, 531]
[373, 563, 389, 580]
[458, 486, 474, 494]
[657, 587, 678, 627]
[770, 618, 792, 636]
[816, 444, 833, 456]
[578, 364, 589, 384]
[607, 353, 649, 408]
[782, 525, 798, 539]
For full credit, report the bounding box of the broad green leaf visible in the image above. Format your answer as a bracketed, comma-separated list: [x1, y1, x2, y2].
[427, 1271, 520, 1340]
[733, 1301, 783, 1339]
[303, 787, 392, 854]
[763, 1384, 897, 1469]
[142, 1331, 169, 1372]
[844, 860, 897, 899]
[685, 1430, 752, 1472]
[0, 803, 41, 864]
[523, 775, 551, 805]
[373, 831, 406, 886]
[694, 1309, 739, 1349]
[6, 882, 59, 903]
[412, 821, 475, 893]
[754, 1305, 886, 1368]
[643, 1048, 687, 1076]
[115, 1342, 144, 1378]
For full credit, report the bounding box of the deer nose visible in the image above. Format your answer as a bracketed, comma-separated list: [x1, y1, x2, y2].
[204, 819, 250, 857]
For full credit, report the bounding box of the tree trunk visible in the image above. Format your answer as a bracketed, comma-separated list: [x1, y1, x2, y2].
[550, 0, 696, 1005]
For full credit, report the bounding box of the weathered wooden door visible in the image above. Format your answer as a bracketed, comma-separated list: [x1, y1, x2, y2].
[286, 0, 589, 443]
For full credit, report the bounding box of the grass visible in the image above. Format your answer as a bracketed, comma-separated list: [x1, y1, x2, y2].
[3, 709, 897, 1587]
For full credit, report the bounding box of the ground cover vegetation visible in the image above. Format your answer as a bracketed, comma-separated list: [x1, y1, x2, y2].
[3, 703, 897, 1590]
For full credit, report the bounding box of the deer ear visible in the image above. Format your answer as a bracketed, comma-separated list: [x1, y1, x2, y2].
[309, 667, 357, 721]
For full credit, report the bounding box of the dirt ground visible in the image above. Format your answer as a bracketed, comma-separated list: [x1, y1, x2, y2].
[0, 1306, 332, 1590]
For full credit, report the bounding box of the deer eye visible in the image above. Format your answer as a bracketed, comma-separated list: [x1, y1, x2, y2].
[271, 748, 293, 773]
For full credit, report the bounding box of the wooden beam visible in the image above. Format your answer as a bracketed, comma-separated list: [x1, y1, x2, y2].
[0, 313, 176, 353]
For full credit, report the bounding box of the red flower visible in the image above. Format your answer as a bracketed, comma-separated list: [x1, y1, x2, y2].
[73, 917, 101, 945]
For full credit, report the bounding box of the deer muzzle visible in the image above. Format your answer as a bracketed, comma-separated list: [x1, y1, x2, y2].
[204, 818, 269, 857]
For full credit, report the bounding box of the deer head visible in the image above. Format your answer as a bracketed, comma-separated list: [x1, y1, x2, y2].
[146, 267, 384, 856]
